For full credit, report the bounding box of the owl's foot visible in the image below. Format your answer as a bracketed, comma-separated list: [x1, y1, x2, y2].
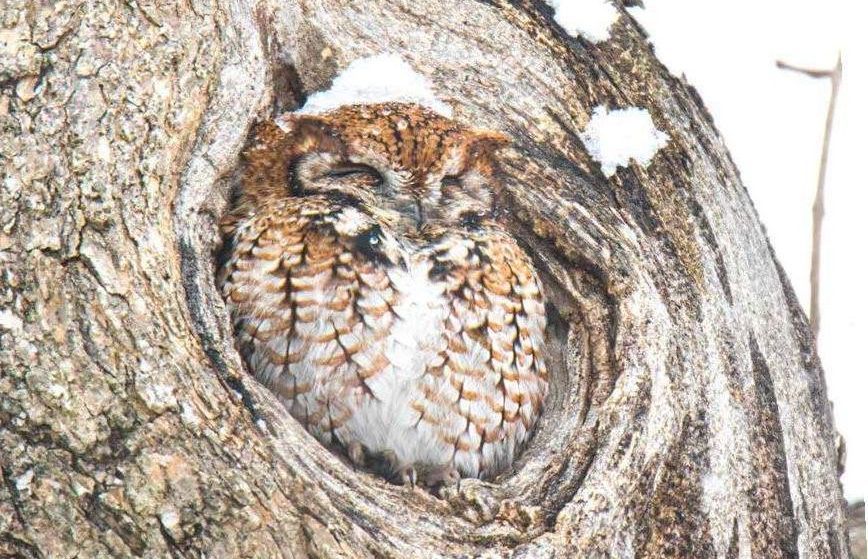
[393, 463, 460, 489]
[358, 447, 462, 490]
[417, 463, 461, 489]
[366, 449, 413, 485]
[396, 464, 418, 487]
[378, 451, 417, 487]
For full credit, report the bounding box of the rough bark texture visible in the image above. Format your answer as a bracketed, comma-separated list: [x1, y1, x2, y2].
[0, 1, 849, 557]
[848, 502, 866, 559]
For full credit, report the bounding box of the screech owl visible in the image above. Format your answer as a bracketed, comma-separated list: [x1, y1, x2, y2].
[218, 102, 548, 486]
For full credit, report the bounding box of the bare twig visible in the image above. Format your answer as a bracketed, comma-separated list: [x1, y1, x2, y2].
[776, 54, 843, 340]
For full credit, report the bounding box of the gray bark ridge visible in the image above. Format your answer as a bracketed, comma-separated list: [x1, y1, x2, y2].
[0, 1, 848, 557]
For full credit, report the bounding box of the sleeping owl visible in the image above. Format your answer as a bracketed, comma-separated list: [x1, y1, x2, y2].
[219, 102, 548, 487]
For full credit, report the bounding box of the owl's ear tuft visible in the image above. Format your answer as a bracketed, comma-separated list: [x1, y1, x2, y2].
[239, 114, 346, 206]
[273, 113, 346, 156]
[467, 130, 510, 159]
[464, 131, 510, 178]
[470, 130, 512, 151]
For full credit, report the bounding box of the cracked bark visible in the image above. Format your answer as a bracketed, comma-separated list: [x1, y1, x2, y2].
[0, 1, 850, 557]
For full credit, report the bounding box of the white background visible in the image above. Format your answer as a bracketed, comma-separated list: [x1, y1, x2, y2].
[629, 0, 866, 502]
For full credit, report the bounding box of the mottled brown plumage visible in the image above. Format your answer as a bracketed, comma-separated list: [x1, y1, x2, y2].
[219, 103, 548, 485]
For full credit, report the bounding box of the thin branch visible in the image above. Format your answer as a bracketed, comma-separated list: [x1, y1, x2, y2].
[776, 53, 843, 341]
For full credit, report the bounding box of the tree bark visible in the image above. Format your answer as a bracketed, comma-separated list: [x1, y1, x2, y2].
[0, 1, 849, 557]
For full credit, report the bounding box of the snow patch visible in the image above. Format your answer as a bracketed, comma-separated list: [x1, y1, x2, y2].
[580, 105, 669, 177]
[297, 53, 452, 117]
[545, 0, 620, 43]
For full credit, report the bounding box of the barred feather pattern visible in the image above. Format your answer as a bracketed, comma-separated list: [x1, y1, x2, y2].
[219, 103, 548, 483]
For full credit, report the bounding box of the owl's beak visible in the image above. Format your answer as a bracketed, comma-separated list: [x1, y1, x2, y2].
[412, 200, 426, 229]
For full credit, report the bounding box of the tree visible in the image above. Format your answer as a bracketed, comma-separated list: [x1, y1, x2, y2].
[0, 1, 849, 557]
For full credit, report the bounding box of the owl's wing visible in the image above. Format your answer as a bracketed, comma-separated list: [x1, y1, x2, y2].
[220, 197, 400, 446]
[411, 229, 548, 478]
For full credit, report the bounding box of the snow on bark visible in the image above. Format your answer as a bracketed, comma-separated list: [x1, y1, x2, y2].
[544, 0, 620, 43]
[295, 53, 452, 117]
[579, 105, 670, 177]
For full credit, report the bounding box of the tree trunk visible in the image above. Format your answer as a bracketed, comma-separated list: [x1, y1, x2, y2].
[0, 1, 849, 557]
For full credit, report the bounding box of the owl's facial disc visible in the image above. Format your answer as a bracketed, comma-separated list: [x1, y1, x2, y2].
[339, 141, 498, 236]
[285, 103, 508, 236]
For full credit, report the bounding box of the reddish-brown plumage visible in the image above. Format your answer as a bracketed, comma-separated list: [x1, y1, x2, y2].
[220, 103, 547, 485]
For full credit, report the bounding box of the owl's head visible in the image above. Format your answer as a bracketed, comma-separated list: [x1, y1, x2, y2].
[241, 103, 509, 237]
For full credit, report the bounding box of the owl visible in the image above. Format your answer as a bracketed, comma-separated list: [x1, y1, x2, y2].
[219, 102, 548, 487]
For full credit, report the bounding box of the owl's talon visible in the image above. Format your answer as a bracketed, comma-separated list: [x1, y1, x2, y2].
[399, 465, 418, 487]
[378, 449, 401, 474]
[374, 449, 413, 486]
[422, 464, 461, 489]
